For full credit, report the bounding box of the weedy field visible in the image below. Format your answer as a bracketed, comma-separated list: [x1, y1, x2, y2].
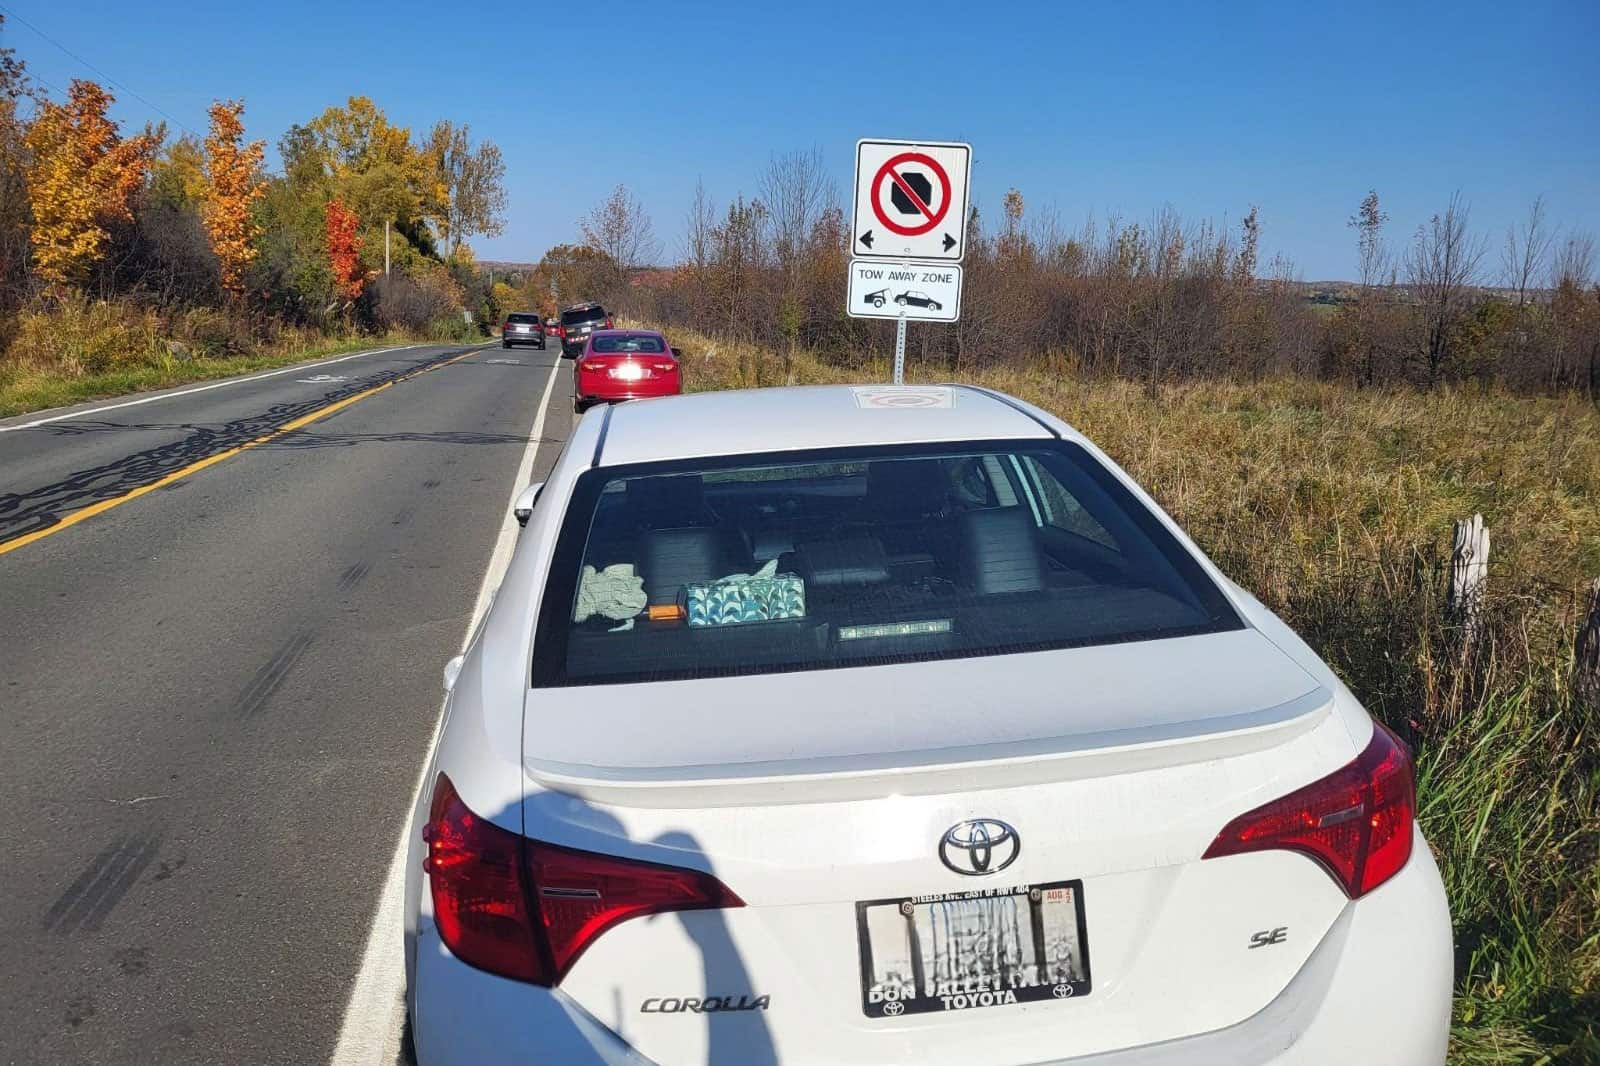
[669, 325, 1600, 1064]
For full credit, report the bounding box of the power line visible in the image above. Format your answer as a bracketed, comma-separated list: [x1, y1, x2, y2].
[0, 4, 198, 137]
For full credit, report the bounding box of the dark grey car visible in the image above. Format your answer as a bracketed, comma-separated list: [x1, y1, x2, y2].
[559, 303, 610, 359]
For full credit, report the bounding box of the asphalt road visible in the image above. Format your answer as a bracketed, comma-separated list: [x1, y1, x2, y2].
[0, 339, 574, 1064]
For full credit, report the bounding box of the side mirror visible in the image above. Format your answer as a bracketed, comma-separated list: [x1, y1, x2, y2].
[670, 347, 682, 359]
[513, 481, 544, 527]
[442, 655, 464, 693]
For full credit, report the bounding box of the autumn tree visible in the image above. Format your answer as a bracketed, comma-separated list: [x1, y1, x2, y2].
[325, 198, 364, 303]
[148, 134, 207, 208]
[23, 79, 158, 287]
[1347, 189, 1389, 384]
[424, 120, 507, 258]
[1405, 191, 1486, 382]
[580, 184, 659, 300]
[296, 96, 441, 267]
[757, 147, 832, 367]
[0, 14, 37, 304]
[198, 100, 265, 295]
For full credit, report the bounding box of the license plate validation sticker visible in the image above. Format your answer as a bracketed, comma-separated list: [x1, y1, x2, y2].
[857, 881, 1091, 1017]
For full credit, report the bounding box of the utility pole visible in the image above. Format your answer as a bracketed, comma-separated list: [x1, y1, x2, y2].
[384, 220, 391, 278]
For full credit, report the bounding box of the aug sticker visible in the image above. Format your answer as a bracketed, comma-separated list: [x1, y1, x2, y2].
[851, 386, 955, 410]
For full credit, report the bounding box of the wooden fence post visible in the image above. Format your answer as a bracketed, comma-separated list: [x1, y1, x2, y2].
[1576, 578, 1600, 704]
[1449, 514, 1490, 636]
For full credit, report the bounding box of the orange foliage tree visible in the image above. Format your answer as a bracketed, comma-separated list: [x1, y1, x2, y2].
[201, 100, 265, 295]
[324, 198, 364, 302]
[23, 79, 158, 287]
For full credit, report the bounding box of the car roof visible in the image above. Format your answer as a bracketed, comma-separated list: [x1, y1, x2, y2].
[596, 384, 1065, 467]
[587, 329, 662, 338]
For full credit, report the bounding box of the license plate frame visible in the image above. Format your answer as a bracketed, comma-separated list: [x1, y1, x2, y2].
[855, 880, 1091, 1018]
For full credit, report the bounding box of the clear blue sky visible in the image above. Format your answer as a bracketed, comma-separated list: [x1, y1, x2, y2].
[4, 0, 1597, 280]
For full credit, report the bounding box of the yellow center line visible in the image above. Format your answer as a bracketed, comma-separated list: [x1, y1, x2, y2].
[0, 345, 488, 558]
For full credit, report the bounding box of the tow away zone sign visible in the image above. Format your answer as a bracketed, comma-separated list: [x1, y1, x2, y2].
[848, 259, 963, 322]
[851, 139, 972, 263]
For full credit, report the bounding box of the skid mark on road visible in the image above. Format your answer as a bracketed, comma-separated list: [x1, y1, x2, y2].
[43, 831, 164, 934]
[337, 561, 371, 592]
[0, 344, 490, 554]
[234, 629, 316, 717]
[390, 506, 414, 528]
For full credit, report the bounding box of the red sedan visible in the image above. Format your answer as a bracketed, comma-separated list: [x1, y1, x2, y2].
[572, 330, 681, 414]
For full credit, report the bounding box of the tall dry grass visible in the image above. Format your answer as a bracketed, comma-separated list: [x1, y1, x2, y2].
[0, 295, 433, 417]
[665, 323, 1600, 1063]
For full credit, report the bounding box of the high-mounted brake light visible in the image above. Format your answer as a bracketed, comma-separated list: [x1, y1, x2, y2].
[423, 775, 742, 985]
[1202, 721, 1414, 898]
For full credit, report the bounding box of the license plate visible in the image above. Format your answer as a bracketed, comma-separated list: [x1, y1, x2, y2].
[610, 364, 645, 381]
[513, 325, 528, 332]
[857, 881, 1090, 1018]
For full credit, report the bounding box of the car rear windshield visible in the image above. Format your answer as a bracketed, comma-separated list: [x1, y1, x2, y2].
[506, 313, 539, 324]
[591, 335, 666, 354]
[561, 306, 607, 326]
[532, 441, 1242, 687]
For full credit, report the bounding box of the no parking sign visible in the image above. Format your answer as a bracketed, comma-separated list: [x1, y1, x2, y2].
[850, 139, 971, 263]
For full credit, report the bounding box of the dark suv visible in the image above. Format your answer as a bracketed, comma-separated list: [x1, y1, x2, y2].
[558, 302, 612, 359]
[501, 312, 546, 349]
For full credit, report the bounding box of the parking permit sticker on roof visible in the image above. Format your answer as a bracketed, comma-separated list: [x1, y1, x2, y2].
[851, 386, 955, 409]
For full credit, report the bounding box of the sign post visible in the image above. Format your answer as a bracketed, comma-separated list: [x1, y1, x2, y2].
[893, 314, 907, 384]
[846, 138, 971, 384]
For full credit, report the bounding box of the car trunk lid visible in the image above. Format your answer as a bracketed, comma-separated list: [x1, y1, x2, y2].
[523, 628, 1326, 806]
[525, 629, 1359, 1064]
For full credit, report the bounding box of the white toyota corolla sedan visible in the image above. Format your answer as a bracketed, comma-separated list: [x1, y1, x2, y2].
[404, 384, 1453, 1065]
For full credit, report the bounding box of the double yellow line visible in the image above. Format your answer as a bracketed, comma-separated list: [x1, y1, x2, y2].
[0, 346, 486, 558]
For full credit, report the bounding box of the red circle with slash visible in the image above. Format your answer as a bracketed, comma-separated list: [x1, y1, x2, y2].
[870, 152, 951, 237]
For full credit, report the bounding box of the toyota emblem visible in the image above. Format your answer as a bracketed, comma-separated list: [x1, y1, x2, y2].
[938, 819, 1019, 876]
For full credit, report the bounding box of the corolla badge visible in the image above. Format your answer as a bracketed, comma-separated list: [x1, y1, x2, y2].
[938, 819, 1020, 876]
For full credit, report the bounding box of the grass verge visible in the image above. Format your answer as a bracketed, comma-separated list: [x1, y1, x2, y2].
[0, 296, 484, 419]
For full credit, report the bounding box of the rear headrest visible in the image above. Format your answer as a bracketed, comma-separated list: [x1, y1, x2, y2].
[638, 527, 738, 604]
[958, 507, 1045, 595]
[866, 459, 948, 517]
[795, 537, 890, 588]
[627, 474, 706, 529]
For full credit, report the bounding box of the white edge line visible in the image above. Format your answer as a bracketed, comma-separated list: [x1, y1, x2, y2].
[0, 342, 481, 433]
[328, 351, 564, 1066]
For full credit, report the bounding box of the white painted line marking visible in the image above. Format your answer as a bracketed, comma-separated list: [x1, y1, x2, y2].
[327, 351, 563, 1066]
[0, 343, 480, 433]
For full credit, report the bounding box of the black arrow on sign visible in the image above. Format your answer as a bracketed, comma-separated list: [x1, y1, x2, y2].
[942, 233, 957, 253]
[859, 229, 874, 249]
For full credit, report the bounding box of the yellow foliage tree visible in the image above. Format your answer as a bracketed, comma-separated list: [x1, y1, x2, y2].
[201, 100, 265, 295]
[23, 80, 158, 287]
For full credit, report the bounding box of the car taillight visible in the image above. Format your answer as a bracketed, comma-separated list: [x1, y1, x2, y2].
[423, 775, 742, 985]
[1202, 721, 1414, 898]
[423, 775, 539, 982]
[604, 316, 613, 328]
[651, 361, 676, 372]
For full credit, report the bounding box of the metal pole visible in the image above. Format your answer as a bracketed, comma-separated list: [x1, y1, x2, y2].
[384, 220, 391, 278]
[893, 313, 907, 384]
